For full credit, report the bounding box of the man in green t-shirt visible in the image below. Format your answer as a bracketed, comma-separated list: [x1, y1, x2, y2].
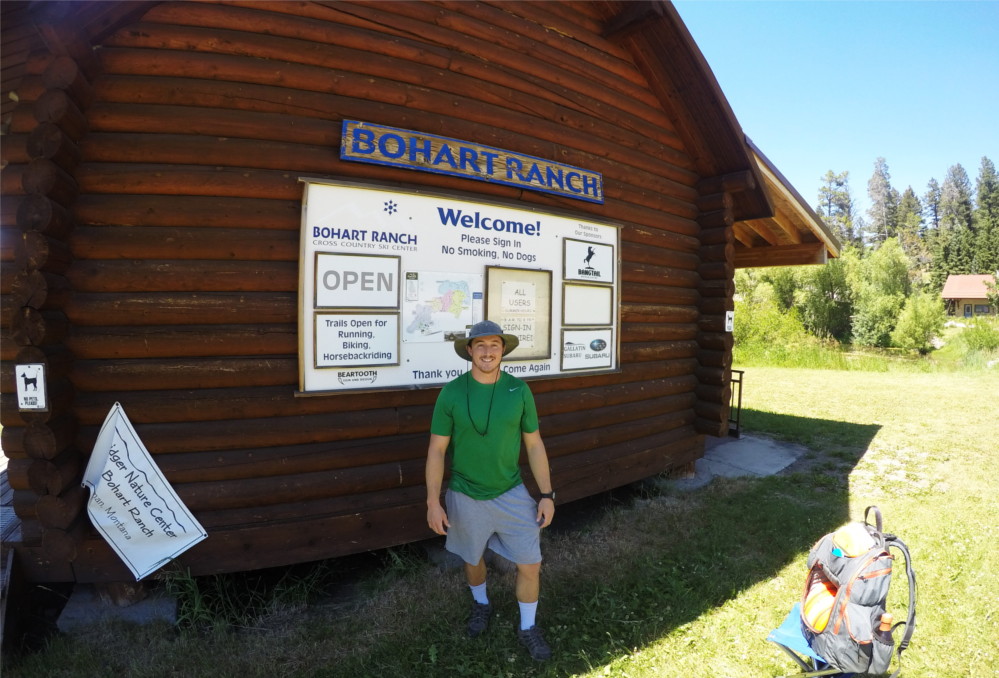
[426, 320, 555, 661]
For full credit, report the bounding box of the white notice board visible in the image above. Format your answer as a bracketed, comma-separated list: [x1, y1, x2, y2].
[298, 179, 620, 393]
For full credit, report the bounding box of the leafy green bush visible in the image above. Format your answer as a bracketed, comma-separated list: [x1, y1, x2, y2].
[891, 291, 947, 353]
[961, 316, 999, 351]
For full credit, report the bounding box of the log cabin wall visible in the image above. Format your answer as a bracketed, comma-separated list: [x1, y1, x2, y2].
[1, 0, 755, 583]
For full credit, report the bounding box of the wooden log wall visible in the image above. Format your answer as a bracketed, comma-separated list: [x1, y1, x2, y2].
[2, 0, 738, 583]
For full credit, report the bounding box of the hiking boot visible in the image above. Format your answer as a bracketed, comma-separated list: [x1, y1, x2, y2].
[517, 625, 552, 661]
[466, 602, 492, 637]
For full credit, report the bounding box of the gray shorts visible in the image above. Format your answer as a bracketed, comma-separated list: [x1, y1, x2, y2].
[445, 484, 542, 566]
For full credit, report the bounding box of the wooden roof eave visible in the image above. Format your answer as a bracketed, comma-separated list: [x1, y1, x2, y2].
[599, 0, 773, 223]
[733, 139, 842, 269]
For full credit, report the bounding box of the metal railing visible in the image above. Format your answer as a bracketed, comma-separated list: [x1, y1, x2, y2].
[729, 369, 744, 438]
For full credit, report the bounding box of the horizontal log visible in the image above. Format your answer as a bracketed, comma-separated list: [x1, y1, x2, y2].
[67, 260, 298, 293]
[173, 456, 425, 511]
[16, 231, 74, 273]
[695, 416, 728, 438]
[41, 516, 88, 563]
[65, 324, 297, 360]
[97, 22, 687, 169]
[620, 303, 698, 323]
[1, 426, 26, 458]
[73, 194, 301, 229]
[28, 447, 83, 496]
[10, 270, 72, 310]
[65, 292, 296, 326]
[697, 170, 756, 196]
[148, 434, 428, 484]
[42, 55, 95, 109]
[699, 315, 729, 334]
[620, 281, 700, 306]
[70, 225, 299, 261]
[550, 425, 699, 496]
[695, 366, 728, 388]
[0, 165, 26, 202]
[84, 86, 693, 202]
[621, 340, 698, 363]
[27, 122, 82, 171]
[698, 331, 734, 353]
[695, 192, 731, 213]
[697, 209, 733, 230]
[11, 378, 75, 426]
[698, 277, 735, 299]
[621, 261, 701, 288]
[21, 158, 79, 206]
[700, 242, 735, 264]
[699, 225, 735, 247]
[70, 356, 297, 391]
[193, 483, 427, 532]
[14, 344, 74, 377]
[1, 134, 30, 166]
[8, 307, 70, 346]
[621, 240, 699, 270]
[17, 194, 75, 238]
[69, 498, 426, 580]
[76, 409, 426, 455]
[700, 296, 734, 315]
[72, 384, 434, 427]
[694, 400, 728, 425]
[621, 321, 697, 342]
[695, 383, 733, 408]
[544, 396, 695, 448]
[76, 163, 305, 201]
[33, 89, 89, 140]
[24, 415, 78, 460]
[698, 260, 734, 281]
[696, 348, 728, 368]
[36, 484, 86, 530]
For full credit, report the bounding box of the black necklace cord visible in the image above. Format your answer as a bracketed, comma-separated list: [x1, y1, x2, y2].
[466, 369, 499, 436]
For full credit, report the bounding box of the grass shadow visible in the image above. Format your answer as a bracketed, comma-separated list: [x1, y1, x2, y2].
[322, 412, 882, 676]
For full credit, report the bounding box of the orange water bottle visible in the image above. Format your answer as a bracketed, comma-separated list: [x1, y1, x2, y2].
[875, 612, 894, 644]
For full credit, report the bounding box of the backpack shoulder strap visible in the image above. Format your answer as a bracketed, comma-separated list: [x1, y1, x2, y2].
[885, 533, 917, 678]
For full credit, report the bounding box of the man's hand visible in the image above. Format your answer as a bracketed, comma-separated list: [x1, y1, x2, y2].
[427, 502, 450, 536]
[536, 497, 554, 529]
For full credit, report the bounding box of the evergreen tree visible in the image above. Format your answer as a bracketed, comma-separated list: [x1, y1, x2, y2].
[973, 156, 999, 273]
[924, 178, 941, 232]
[896, 187, 926, 264]
[817, 170, 859, 247]
[930, 165, 975, 287]
[867, 157, 899, 244]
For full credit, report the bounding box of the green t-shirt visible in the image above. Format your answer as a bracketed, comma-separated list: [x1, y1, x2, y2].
[430, 370, 539, 500]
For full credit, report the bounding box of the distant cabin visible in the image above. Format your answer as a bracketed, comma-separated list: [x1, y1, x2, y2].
[1, 0, 838, 586]
[941, 274, 997, 318]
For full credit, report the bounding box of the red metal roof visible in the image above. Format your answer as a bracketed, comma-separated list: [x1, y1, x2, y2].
[941, 274, 996, 300]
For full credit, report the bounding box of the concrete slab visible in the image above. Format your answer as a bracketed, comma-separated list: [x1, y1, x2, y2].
[668, 433, 807, 492]
[57, 584, 176, 634]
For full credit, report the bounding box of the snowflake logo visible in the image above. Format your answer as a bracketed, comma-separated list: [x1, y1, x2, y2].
[384, 200, 398, 215]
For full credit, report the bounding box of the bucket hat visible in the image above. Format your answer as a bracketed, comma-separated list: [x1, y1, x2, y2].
[453, 320, 520, 359]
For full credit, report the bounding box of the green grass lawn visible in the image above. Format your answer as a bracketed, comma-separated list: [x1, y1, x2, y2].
[4, 367, 998, 677]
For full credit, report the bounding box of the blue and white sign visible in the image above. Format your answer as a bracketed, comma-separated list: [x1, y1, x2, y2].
[341, 120, 604, 204]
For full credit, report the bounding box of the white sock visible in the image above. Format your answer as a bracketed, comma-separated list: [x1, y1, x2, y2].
[469, 581, 489, 605]
[519, 600, 538, 630]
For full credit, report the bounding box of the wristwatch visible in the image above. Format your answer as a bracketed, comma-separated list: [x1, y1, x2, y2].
[539, 491, 555, 502]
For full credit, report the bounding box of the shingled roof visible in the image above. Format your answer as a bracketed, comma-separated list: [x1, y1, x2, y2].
[941, 274, 997, 300]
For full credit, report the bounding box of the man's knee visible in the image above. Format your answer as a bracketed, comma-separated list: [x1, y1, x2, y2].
[517, 561, 541, 580]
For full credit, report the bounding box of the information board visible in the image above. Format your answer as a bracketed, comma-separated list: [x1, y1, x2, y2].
[298, 179, 619, 393]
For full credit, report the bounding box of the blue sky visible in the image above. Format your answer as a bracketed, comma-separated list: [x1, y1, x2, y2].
[672, 1, 999, 219]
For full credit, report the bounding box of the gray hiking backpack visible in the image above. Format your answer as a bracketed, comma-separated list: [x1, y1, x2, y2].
[801, 506, 916, 676]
